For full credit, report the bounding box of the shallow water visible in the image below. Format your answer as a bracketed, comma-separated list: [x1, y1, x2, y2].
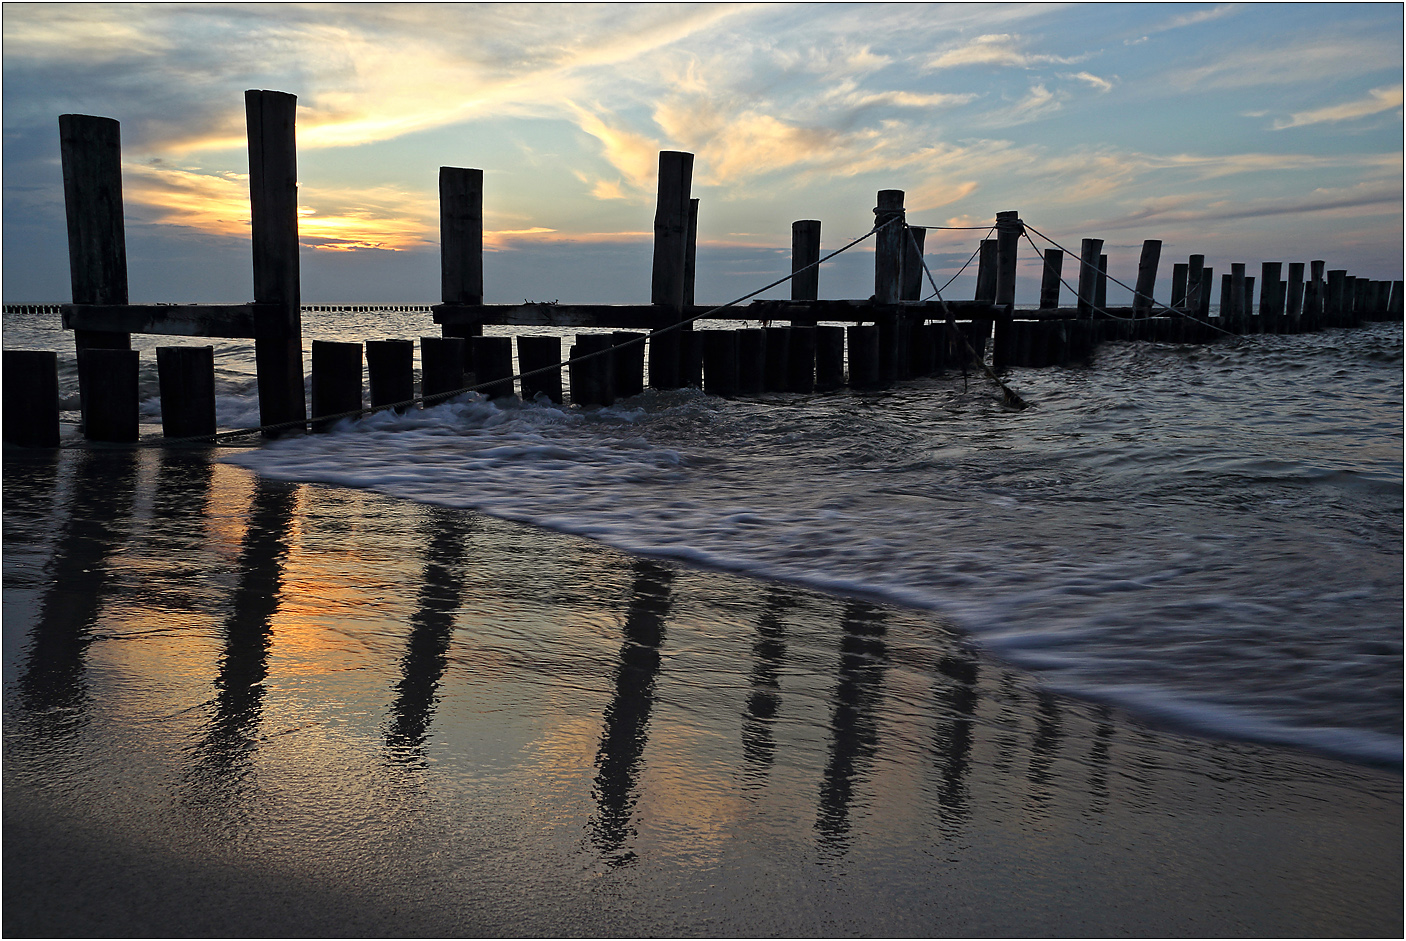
[5, 312, 1402, 766]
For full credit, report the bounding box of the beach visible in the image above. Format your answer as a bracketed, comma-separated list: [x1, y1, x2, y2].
[3, 444, 1400, 937]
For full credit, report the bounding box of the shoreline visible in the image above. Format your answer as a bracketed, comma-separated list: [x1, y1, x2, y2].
[4, 447, 1401, 936]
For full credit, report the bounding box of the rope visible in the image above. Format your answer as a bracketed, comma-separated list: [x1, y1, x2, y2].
[927, 225, 995, 300]
[1021, 222, 1238, 338]
[145, 217, 898, 447]
[905, 225, 1029, 410]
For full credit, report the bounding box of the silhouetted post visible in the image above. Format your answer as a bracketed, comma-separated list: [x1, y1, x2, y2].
[366, 339, 414, 411]
[246, 90, 305, 435]
[1077, 238, 1102, 316]
[570, 334, 615, 406]
[874, 190, 905, 304]
[1039, 249, 1063, 309]
[684, 198, 699, 308]
[1095, 254, 1108, 312]
[1390, 281, 1403, 319]
[1197, 266, 1214, 319]
[1229, 263, 1246, 330]
[1326, 269, 1346, 326]
[737, 329, 766, 395]
[1286, 262, 1305, 330]
[992, 211, 1020, 369]
[517, 336, 563, 403]
[440, 166, 485, 364]
[3, 350, 60, 447]
[847, 326, 880, 388]
[1219, 273, 1234, 324]
[650, 151, 693, 389]
[611, 332, 646, 398]
[1187, 254, 1205, 314]
[78, 348, 138, 442]
[681, 332, 704, 387]
[792, 220, 821, 326]
[1259, 262, 1282, 332]
[975, 240, 997, 303]
[1305, 260, 1325, 327]
[420, 336, 465, 401]
[1243, 276, 1256, 331]
[472, 336, 515, 398]
[902, 226, 927, 301]
[1134, 239, 1162, 317]
[702, 330, 739, 397]
[1170, 263, 1188, 311]
[59, 114, 131, 436]
[311, 340, 363, 430]
[763, 326, 790, 391]
[815, 326, 845, 390]
[157, 346, 217, 438]
[788, 326, 816, 392]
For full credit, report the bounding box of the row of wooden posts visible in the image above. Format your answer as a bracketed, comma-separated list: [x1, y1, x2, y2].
[2, 88, 1401, 449]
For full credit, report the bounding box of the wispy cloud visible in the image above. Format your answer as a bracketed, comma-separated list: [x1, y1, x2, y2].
[927, 33, 1087, 70]
[1273, 85, 1404, 129]
[1170, 33, 1400, 89]
[1061, 71, 1115, 93]
[1124, 3, 1240, 46]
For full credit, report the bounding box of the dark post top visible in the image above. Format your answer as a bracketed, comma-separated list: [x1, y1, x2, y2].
[1076, 238, 1103, 316]
[685, 198, 699, 308]
[901, 226, 927, 301]
[440, 167, 484, 304]
[873, 190, 905, 305]
[994, 210, 1021, 309]
[59, 114, 129, 308]
[651, 151, 694, 311]
[246, 90, 300, 325]
[792, 220, 822, 302]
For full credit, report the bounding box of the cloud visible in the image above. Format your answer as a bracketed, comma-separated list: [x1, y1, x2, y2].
[1273, 85, 1404, 129]
[1170, 34, 1401, 89]
[926, 33, 1087, 70]
[1086, 178, 1404, 231]
[1062, 71, 1115, 93]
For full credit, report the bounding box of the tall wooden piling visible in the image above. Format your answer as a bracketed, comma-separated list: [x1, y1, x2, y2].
[792, 220, 821, 325]
[1187, 254, 1205, 315]
[1170, 264, 1188, 312]
[975, 240, 997, 303]
[440, 166, 485, 364]
[1198, 266, 1214, 319]
[902, 226, 927, 301]
[157, 346, 217, 438]
[1286, 262, 1305, 330]
[311, 340, 363, 430]
[517, 336, 563, 403]
[3, 350, 61, 448]
[874, 190, 905, 305]
[367, 339, 415, 410]
[1077, 238, 1102, 316]
[1326, 270, 1347, 325]
[421, 336, 466, 400]
[78, 348, 139, 442]
[1039, 249, 1063, 309]
[650, 151, 694, 389]
[1134, 239, 1162, 317]
[246, 90, 306, 434]
[991, 211, 1020, 369]
[1306, 260, 1326, 326]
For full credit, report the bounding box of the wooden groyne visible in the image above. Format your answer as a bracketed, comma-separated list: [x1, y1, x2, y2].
[3, 88, 1401, 447]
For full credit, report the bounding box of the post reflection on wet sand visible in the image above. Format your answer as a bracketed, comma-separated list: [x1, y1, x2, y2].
[816, 598, 888, 854]
[15, 448, 139, 732]
[184, 478, 299, 799]
[741, 585, 792, 784]
[384, 506, 471, 764]
[589, 558, 674, 866]
[931, 649, 979, 828]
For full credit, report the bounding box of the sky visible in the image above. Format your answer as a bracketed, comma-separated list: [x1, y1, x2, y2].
[3, 2, 1402, 306]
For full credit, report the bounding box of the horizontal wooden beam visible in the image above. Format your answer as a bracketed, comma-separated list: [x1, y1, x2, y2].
[62, 303, 261, 338]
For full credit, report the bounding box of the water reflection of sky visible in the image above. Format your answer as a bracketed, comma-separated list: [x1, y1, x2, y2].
[2, 446, 1399, 936]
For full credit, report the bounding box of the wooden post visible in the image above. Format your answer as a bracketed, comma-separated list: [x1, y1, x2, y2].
[1197, 266, 1213, 319]
[815, 326, 845, 390]
[874, 190, 905, 305]
[1228, 263, 1246, 330]
[736, 329, 766, 395]
[3, 350, 61, 447]
[517, 336, 563, 403]
[245, 90, 305, 435]
[157, 346, 216, 438]
[847, 326, 880, 388]
[902, 226, 927, 301]
[1170, 264, 1188, 312]
[1186, 254, 1205, 314]
[440, 166, 485, 364]
[1219, 273, 1234, 324]
[1095, 254, 1108, 312]
[975, 240, 997, 303]
[311, 340, 363, 430]
[681, 331, 704, 387]
[684, 198, 699, 308]
[1306, 260, 1326, 327]
[702, 330, 739, 397]
[792, 220, 821, 326]
[1134, 239, 1162, 317]
[788, 325, 816, 393]
[421, 336, 466, 401]
[1243, 276, 1256, 331]
[1390, 281, 1403, 318]
[763, 326, 790, 391]
[1039, 249, 1063, 309]
[1286, 262, 1305, 330]
[77, 348, 138, 442]
[991, 211, 1020, 370]
[472, 336, 515, 399]
[611, 331, 647, 398]
[650, 151, 693, 389]
[59, 113, 131, 436]
[366, 339, 415, 411]
[1259, 263, 1282, 333]
[1326, 270, 1346, 325]
[570, 334, 615, 407]
[1077, 238, 1103, 316]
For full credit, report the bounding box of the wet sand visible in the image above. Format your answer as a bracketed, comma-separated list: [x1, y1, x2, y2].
[3, 446, 1401, 937]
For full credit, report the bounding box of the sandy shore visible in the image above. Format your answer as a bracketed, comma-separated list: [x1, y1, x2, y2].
[4, 446, 1401, 937]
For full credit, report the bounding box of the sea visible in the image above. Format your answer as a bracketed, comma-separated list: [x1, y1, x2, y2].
[4, 308, 1402, 768]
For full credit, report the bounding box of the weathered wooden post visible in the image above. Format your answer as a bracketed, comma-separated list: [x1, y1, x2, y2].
[1095, 254, 1108, 313]
[874, 190, 906, 382]
[517, 336, 563, 403]
[571, 334, 615, 406]
[763, 326, 790, 391]
[1077, 238, 1102, 316]
[611, 332, 647, 398]
[78, 348, 139, 442]
[685, 198, 699, 308]
[902, 225, 927, 298]
[1286, 262, 1305, 331]
[1260, 262, 1282, 332]
[1326, 269, 1347, 326]
[1187, 254, 1205, 315]
[1219, 273, 1234, 324]
[736, 329, 766, 394]
[1134, 239, 1162, 317]
[246, 90, 306, 435]
[421, 336, 466, 400]
[59, 113, 131, 436]
[815, 326, 845, 390]
[847, 326, 881, 388]
[440, 166, 485, 368]
[975, 240, 997, 303]
[792, 220, 821, 326]
[367, 339, 415, 410]
[788, 326, 816, 393]
[311, 340, 363, 430]
[1170, 263, 1188, 312]
[1197, 266, 1214, 320]
[1039, 249, 1063, 309]
[157, 346, 217, 438]
[3, 350, 61, 447]
[1243, 276, 1256, 331]
[1305, 260, 1326, 328]
[1390, 281, 1403, 319]
[992, 211, 1020, 369]
[702, 329, 739, 397]
[472, 336, 515, 398]
[649, 151, 693, 389]
[1228, 263, 1246, 331]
